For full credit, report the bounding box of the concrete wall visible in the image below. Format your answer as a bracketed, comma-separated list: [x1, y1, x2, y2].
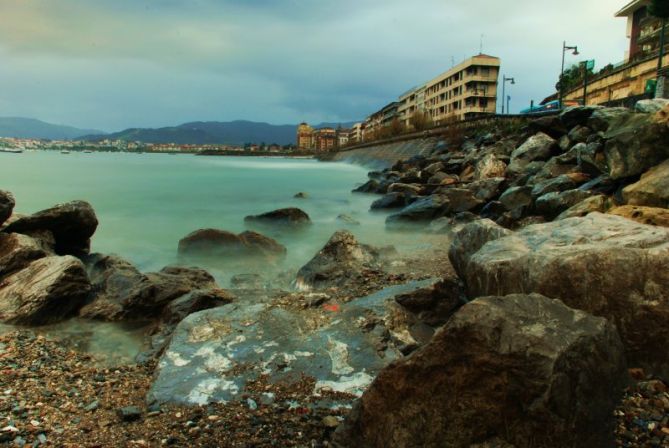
[328, 137, 439, 169]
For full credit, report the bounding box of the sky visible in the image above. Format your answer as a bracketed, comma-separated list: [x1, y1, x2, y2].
[0, 0, 630, 132]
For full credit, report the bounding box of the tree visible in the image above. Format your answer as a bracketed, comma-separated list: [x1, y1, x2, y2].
[410, 110, 433, 131]
[650, 0, 669, 73]
[556, 63, 594, 94]
[389, 118, 406, 137]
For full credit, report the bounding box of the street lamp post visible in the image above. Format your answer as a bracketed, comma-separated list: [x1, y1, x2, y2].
[501, 75, 515, 114]
[559, 41, 580, 108]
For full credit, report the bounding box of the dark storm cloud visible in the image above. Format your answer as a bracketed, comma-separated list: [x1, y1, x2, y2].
[0, 0, 628, 131]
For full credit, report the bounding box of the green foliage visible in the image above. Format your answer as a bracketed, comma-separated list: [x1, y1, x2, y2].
[556, 63, 594, 93]
[650, 0, 669, 19]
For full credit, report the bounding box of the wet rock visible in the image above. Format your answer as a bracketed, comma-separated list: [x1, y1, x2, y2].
[535, 189, 592, 219]
[177, 229, 286, 260]
[609, 205, 669, 228]
[387, 183, 423, 196]
[370, 193, 407, 210]
[0, 233, 48, 278]
[603, 113, 669, 179]
[530, 174, 578, 198]
[230, 273, 265, 289]
[438, 188, 482, 214]
[352, 179, 382, 194]
[336, 214, 360, 226]
[161, 289, 234, 326]
[296, 230, 382, 290]
[293, 192, 308, 199]
[244, 208, 311, 227]
[458, 213, 669, 379]
[4, 200, 98, 256]
[499, 186, 532, 212]
[0, 190, 15, 226]
[386, 195, 450, 227]
[333, 294, 626, 448]
[507, 133, 556, 175]
[567, 125, 592, 144]
[556, 195, 613, 219]
[0, 256, 91, 325]
[394, 277, 466, 326]
[622, 158, 669, 208]
[448, 219, 511, 278]
[148, 279, 436, 406]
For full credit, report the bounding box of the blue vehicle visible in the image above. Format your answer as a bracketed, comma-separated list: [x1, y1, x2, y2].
[520, 100, 580, 114]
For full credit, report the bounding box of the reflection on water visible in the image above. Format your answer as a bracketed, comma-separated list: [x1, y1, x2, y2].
[0, 319, 149, 366]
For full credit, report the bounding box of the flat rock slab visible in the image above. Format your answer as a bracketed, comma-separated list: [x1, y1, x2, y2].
[148, 280, 435, 406]
[457, 212, 669, 378]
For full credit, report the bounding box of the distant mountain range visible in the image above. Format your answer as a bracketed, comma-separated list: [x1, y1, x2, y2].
[0, 117, 358, 145]
[0, 117, 104, 140]
[81, 120, 357, 145]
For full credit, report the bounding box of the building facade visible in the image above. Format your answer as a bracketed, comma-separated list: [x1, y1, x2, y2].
[296, 123, 314, 150]
[312, 127, 337, 151]
[616, 0, 665, 63]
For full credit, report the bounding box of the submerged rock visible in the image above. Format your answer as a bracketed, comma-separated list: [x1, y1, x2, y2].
[244, 208, 311, 227]
[333, 294, 626, 448]
[0, 190, 15, 226]
[455, 213, 669, 379]
[178, 229, 286, 260]
[4, 200, 98, 256]
[0, 255, 91, 325]
[296, 230, 382, 290]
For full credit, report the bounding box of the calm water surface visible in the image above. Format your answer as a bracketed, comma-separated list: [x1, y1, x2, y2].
[1, 151, 439, 284]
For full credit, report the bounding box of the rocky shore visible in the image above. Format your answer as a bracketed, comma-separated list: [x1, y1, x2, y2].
[1, 101, 669, 447]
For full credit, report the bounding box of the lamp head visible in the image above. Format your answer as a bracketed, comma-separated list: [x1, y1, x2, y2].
[511, 79, 516, 85]
[572, 48, 580, 56]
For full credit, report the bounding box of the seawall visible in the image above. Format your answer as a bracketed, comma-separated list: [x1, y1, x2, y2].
[327, 137, 439, 169]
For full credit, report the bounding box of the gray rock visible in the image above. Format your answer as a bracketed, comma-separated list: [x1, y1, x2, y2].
[117, 406, 142, 422]
[336, 214, 361, 226]
[353, 179, 382, 194]
[3, 200, 98, 256]
[507, 133, 556, 175]
[0, 191, 15, 226]
[333, 293, 626, 448]
[394, 277, 466, 326]
[423, 162, 445, 176]
[560, 105, 602, 128]
[530, 174, 577, 198]
[622, 158, 669, 208]
[370, 193, 407, 210]
[474, 154, 507, 180]
[386, 195, 450, 227]
[587, 107, 632, 132]
[0, 256, 91, 325]
[459, 213, 669, 379]
[230, 273, 265, 289]
[567, 125, 592, 144]
[635, 98, 669, 114]
[535, 189, 593, 219]
[499, 186, 532, 211]
[296, 230, 382, 290]
[604, 113, 669, 179]
[465, 177, 505, 202]
[387, 183, 423, 196]
[439, 188, 482, 213]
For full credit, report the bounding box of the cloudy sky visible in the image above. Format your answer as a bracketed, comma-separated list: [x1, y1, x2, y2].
[0, 0, 629, 131]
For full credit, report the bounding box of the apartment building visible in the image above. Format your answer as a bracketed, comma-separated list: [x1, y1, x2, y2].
[397, 86, 426, 127]
[296, 123, 314, 150]
[616, 0, 664, 62]
[423, 54, 500, 123]
[313, 127, 337, 151]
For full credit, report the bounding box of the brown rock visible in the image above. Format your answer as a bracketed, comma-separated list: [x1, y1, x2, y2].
[609, 205, 669, 228]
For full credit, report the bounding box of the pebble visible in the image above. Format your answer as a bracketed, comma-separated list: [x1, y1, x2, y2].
[117, 406, 142, 422]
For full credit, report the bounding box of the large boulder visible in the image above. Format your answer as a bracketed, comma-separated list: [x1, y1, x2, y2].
[603, 113, 669, 179]
[587, 107, 631, 132]
[370, 192, 407, 210]
[556, 195, 613, 220]
[148, 279, 436, 405]
[448, 219, 512, 278]
[244, 208, 311, 227]
[178, 229, 286, 260]
[622, 158, 669, 208]
[474, 154, 507, 180]
[333, 294, 627, 448]
[296, 230, 382, 290]
[635, 98, 669, 114]
[456, 213, 669, 378]
[0, 190, 15, 226]
[609, 205, 669, 228]
[394, 277, 466, 326]
[0, 233, 49, 278]
[0, 255, 91, 325]
[507, 132, 556, 175]
[4, 200, 98, 256]
[499, 186, 532, 212]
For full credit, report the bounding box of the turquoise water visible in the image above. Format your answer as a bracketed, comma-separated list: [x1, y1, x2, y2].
[0, 151, 437, 285]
